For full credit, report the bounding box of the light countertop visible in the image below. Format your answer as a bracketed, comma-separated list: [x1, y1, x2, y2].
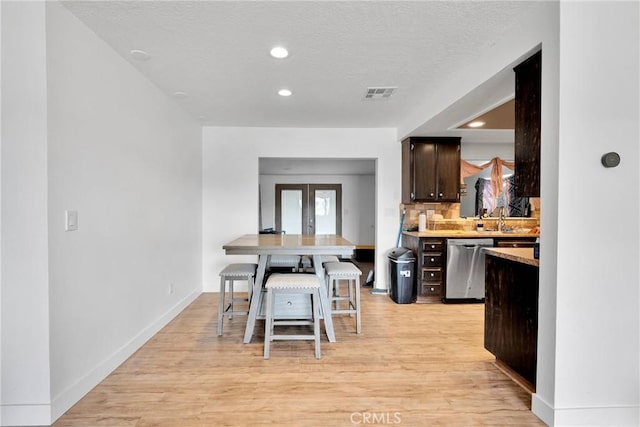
[403, 230, 539, 239]
[483, 247, 539, 267]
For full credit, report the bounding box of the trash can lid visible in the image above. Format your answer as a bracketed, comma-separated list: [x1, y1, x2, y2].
[388, 247, 415, 261]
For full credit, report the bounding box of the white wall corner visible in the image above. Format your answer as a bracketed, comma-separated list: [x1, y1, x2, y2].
[1, 2, 52, 425]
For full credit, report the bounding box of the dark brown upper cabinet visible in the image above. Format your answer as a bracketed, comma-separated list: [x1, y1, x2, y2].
[514, 51, 541, 197]
[401, 136, 461, 203]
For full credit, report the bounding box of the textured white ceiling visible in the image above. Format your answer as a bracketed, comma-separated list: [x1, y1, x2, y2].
[61, 1, 541, 136]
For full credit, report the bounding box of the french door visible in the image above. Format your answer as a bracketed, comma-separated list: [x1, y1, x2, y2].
[275, 184, 342, 235]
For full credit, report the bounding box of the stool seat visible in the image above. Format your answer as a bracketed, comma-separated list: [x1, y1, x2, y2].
[220, 263, 258, 277]
[324, 261, 362, 334]
[217, 263, 257, 336]
[266, 273, 321, 289]
[264, 273, 322, 359]
[324, 261, 360, 276]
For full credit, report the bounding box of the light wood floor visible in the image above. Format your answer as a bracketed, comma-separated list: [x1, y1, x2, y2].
[54, 268, 545, 426]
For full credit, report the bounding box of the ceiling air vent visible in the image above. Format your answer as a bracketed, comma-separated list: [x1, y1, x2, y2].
[363, 87, 397, 100]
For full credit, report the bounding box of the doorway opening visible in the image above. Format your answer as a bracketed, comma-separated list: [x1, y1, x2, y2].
[258, 157, 376, 248]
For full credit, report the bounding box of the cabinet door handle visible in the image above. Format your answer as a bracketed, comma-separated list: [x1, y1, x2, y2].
[430, 244, 435, 249]
[439, 192, 443, 197]
[430, 273, 435, 277]
[430, 258, 435, 262]
[430, 192, 434, 197]
[411, 192, 415, 200]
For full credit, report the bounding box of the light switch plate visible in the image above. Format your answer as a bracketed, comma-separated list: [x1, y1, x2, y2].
[65, 210, 78, 231]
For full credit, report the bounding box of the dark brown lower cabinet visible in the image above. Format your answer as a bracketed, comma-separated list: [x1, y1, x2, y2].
[402, 234, 445, 303]
[484, 254, 539, 387]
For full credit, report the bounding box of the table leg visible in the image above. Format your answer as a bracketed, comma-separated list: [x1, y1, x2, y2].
[243, 254, 269, 343]
[313, 254, 336, 343]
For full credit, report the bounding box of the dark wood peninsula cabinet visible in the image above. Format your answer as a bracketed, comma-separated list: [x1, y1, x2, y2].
[514, 51, 541, 197]
[484, 251, 539, 387]
[401, 137, 461, 204]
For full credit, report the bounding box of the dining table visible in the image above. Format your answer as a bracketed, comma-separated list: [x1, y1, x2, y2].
[223, 233, 356, 343]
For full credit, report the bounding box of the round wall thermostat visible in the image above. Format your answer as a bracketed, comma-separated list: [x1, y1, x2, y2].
[601, 152, 620, 168]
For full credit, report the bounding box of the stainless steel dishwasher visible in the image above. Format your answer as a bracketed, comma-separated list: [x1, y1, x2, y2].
[445, 238, 494, 302]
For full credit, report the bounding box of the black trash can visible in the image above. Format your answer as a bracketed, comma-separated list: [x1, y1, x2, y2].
[388, 248, 416, 304]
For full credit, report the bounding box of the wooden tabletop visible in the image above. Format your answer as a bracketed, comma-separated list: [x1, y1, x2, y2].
[223, 234, 356, 256]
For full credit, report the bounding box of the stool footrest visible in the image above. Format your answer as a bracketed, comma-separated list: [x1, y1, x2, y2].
[332, 308, 356, 315]
[273, 320, 314, 326]
[270, 335, 316, 341]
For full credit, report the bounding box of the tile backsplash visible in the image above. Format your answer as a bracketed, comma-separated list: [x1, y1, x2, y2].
[401, 202, 540, 231]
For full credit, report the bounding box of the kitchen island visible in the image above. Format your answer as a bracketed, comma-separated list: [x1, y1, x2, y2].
[483, 247, 539, 390]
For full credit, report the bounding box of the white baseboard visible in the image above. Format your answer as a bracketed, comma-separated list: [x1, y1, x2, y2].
[49, 290, 201, 424]
[553, 405, 639, 426]
[532, 394, 640, 426]
[532, 393, 554, 425]
[1, 404, 51, 427]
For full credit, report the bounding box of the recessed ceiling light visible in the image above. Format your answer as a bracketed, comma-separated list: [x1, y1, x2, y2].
[278, 89, 292, 97]
[467, 121, 485, 128]
[270, 46, 289, 59]
[130, 49, 150, 61]
[172, 91, 188, 99]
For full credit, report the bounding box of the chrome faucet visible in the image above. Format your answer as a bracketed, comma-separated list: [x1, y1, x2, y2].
[497, 206, 506, 232]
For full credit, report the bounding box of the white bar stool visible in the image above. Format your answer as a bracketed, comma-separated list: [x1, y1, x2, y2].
[217, 263, 257, 336]
[323, 261, 362, 334]
[263, 273, 322, 359]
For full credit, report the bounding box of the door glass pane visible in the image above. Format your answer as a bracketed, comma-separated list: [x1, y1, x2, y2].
[314, 190, 336, 234]
[281, 190, 302, 234]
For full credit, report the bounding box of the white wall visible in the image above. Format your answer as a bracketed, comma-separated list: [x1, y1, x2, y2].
[0, 1, 4, 423]
[202, 127, 398, 293]
[45, 3, 203, 422]
[1, 3, 203, 425]
[357, 175, 376, 245]
[259, 173, 375, 245]
[1, 2, 52, 425]
[461, 142, 514, 162]
[548, 2, 639, 425]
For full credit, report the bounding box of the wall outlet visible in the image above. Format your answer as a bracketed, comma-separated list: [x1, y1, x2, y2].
[426, 209, 435, 218]
[169, 283, 174, 294]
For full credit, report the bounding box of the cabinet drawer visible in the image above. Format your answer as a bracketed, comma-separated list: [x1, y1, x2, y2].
[422, 241, 444, 252]
[422, 269, 442, 282]
[272, 293, 312, 319]
[420, 282, 442, 297]
[423, 254, 443, 267]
